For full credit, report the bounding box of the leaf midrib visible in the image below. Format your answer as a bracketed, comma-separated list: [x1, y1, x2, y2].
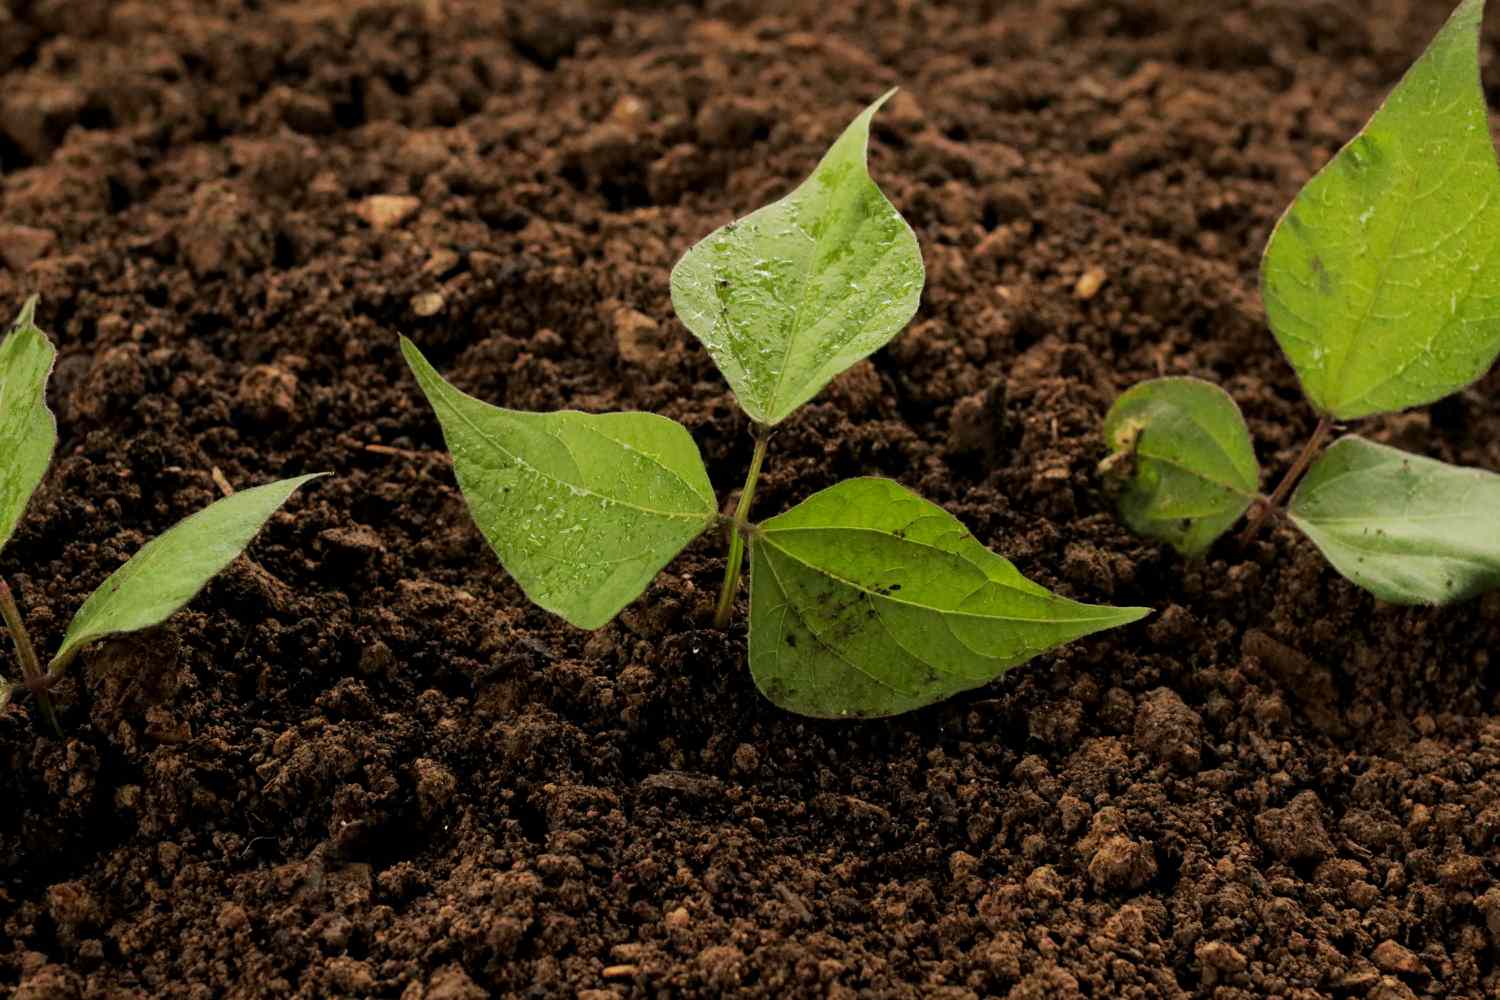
[759, 526, 1129, 626]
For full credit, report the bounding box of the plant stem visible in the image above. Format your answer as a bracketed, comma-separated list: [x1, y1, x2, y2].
[0, 577, 60, 736]
[714, 426, 771, 629]
[1238, 415, 1335, 544]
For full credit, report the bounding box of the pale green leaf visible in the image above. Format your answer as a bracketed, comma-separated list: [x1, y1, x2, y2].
[0, 296, 56, 554]
[402, 337, 717, 630]
[1288, 435, 1500, 604]
[53, 474, 325, 667]
[1261, 0, 1500, 419]
[1102, 377, 1259, 557]
[749, 478, 1149, 718]
[670, 91, 925, 426]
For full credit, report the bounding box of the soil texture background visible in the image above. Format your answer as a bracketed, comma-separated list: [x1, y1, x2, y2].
[2, 0, 1500, 997]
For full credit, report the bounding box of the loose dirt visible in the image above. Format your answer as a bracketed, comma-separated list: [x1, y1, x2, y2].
[2, 1, 1498, 997]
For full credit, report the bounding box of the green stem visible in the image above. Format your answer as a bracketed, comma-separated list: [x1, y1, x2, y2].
[714, 427, 771, 629]
[1238, 415, 1335, 544]
[0, 577, 61, 736]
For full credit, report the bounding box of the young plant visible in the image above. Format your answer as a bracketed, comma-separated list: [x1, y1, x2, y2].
[0, 298, 325, 730]
[404, 92, 1148, 719]
[1102, 0, 1500, 605]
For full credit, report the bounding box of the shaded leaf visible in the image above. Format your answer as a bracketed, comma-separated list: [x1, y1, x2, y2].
[53, 474, 325, 667]
[1261, 0, 1500, 419]
[0, 296, 56, 553]
[749, 478, 1149, 718]
[670, 91, 924, 426]
[1102, 377, 1259, 557]
[1289, 435, 1500, 604]
[402, 337, 716, 630]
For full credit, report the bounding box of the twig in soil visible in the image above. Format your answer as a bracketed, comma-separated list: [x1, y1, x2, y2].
[339, 435, 453, 464]
[211, 467, 236, 497]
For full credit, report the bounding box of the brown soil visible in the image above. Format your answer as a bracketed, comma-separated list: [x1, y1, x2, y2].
[2, 0, 1499, 997]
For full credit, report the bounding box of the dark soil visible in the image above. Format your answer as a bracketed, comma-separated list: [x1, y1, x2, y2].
[2, 0, 1499, 997]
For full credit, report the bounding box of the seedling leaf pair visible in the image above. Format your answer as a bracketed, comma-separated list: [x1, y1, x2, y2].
[1104, 0, 1500, 607]
[406, 95, 1144, 718]
[0, 300, 323, 725]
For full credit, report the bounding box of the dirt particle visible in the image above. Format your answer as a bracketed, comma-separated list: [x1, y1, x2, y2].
[237, 364, 299, 427]
[1073, 267, 1108, 300]
[695, 97, 774, 147]
[0, 226, 56, 271]
[1133, 687, 1203, 772]
[355, 195, 421, 231]
[1371, 940, 1422, 976]
[411, 291, 446, 318]
[612, 305, 671, 374]
[696, 945, 746, 990]
[1087, 835, 1156, 893]
[1255, 790, 1334, 863]
[413, 758, 457, 821]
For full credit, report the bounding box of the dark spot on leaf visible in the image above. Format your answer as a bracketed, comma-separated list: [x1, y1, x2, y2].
[1309, 255, 1333, 295]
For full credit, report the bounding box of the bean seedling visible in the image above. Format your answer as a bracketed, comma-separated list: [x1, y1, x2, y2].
[405, 91, 1148, 718]
[1102, 0, 1500, 605]
[0, 298, 325, 731]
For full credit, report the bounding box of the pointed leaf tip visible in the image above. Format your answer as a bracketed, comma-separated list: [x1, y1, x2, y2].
[670, 94, 925, 426]
[52, 473, 326, 666]
[749, 477, 1148, 718]
[1261, 0, 1500, 419]
[401, 339, 716, 630]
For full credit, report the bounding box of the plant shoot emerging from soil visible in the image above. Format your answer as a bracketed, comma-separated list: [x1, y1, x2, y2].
[1103, 0, 1500, 606]
[0, 298, 325, 731]
[405, 92, 1147, 718]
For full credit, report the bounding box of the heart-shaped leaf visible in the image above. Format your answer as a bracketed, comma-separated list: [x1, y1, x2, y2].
[670, 91, 924, 426]
[402, 337, 717, 630]
[1261, 0, 1500, 419]
[1102, 377, 1260, 557]
[1288, 435, 1500, 604]
[749, 477, 1149, 718]
[53, 474, 326, 667]
[0, 296, 56, 554]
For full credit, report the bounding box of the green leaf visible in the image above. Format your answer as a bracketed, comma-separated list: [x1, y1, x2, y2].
[1288, 435, 1500, 604]
[52, 474, 325, 667]
[1261, 0, 1500, 419]
[1101, 377, 1259, 557]
[670, 91, 924, 426]
[748, 478, 1149, 718]
[0, 296, 57, 554]
[401, 337, 717, 630]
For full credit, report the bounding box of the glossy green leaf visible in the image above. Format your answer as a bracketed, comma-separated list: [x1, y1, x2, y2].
[1288, 435, 1500, 604]
[52, 474, 325, 667]
[748, 478, 1149, 718]
[0, 296, 56, 554]
[1261, 0, 1500, 419]
[402, 337, 716, 630]
[1102, 377, 1259, 557]
[670, 91, 924, 426]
